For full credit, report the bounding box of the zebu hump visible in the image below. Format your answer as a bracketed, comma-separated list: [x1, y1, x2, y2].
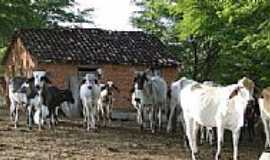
[242, 77, 254, 91]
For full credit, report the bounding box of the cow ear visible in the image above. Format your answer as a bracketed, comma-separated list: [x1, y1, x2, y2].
[130, 87, 135, 93]
[229, 87, 240, 99]
[26, 77, 34, 83]
[44, 76, 52, 83]
[113, 84, 120, 93]
[133, 77, 137, 83]
[94, 79, 98, 84]
[143, 73, 149, 81]
[80, 79, 86, 85]
[101, 85, 107, 91]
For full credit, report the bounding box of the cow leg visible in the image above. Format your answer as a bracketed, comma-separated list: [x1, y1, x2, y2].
[47, 107, 55, 129]
[179, 111, 188, 147]
[200, 126, 205, 145]
[27, 105, 33, 130]
[232, 129, 240, 160]
[137, 104, 144, 131]
[82, 100, 88, 129]
[38, 107, 42, 131]
[96, 104, 101, 125]
[10, 102, 16, 122]
[108, 103, 113, 126]
[55, 106, 59, 125]
[105, 104, 111, 127]
[83, 106, 86, 126]
[166, 100, 176, 133]
[248, 120, 255, 142]
[137, 104, 144, 130]
[51, 108, 56, 128]
[215, 125, 224, 160]
[103, 104, 108, 127]
[208, 128, 214, 145]
[158, 105, 162, 131]
[192, 121, 200, 159]
[85, 103, 90, 131]
[91, 104, 97, 130]
[14, 104, 19, 128]
[262, 118, 270, 148]
[184, 116, 199, 160]
[99, 104, 105, 126]
[149, 106, 156, 133]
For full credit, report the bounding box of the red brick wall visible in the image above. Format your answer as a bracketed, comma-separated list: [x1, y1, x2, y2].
[38, 64, 77, 89]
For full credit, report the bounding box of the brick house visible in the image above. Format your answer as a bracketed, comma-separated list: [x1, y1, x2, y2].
[2, 28, 179, 110]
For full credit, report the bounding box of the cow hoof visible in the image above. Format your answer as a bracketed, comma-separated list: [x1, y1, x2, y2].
[192, 152, 200, 160]
[214, 154, 221, 160]
[140, 125, 144, 131]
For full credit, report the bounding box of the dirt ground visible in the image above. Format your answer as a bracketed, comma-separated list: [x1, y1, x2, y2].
[0, 108, 265, 160]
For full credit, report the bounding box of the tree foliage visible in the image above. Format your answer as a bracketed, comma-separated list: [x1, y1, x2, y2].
[0, 0, 93, 47]
[132, 0, 270, 87]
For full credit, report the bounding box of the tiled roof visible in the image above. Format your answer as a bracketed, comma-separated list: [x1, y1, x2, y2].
[4, 28, 180, 66]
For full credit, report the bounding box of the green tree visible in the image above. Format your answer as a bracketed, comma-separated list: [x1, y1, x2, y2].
[133, 0, 270, 87]
[0, 0, 93, 47]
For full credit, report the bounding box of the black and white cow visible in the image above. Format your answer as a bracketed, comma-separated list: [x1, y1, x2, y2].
[132, 70, 167, 133]
[32, 71, 75, 129]
[9, 77, 28, 128]
[8, 76, 39, 129]
[97, 81, 119, 126]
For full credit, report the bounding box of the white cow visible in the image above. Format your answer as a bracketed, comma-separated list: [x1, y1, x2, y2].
[166, 77, 197, 133]
[258, 87, 270, 149]
[80, 74, 101, 131]
[180, 77, 254, 160]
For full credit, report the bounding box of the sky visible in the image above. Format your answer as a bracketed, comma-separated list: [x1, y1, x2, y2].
[75, 0, 138, 31]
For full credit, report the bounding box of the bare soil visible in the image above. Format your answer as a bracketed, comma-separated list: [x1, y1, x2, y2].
[0, 108, 265, 160]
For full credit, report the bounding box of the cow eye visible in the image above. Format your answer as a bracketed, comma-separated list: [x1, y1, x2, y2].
[40, 76, 47, 81]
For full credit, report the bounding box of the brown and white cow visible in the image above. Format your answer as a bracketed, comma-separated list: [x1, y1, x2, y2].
[180, 77, 254, 160]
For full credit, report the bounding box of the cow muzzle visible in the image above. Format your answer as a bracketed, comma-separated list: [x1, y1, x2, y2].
[35, 85, 41, 91]
[247, 99, 255, 106]
[135, 98, 141, 103]
[88, 86, 92, 90]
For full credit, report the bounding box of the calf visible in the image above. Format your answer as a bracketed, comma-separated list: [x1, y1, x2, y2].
[97, 81, 119, 127]
[180, 77, 254, 160]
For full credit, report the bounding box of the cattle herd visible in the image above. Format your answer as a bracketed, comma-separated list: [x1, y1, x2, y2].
[7, 69, 270, 160]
